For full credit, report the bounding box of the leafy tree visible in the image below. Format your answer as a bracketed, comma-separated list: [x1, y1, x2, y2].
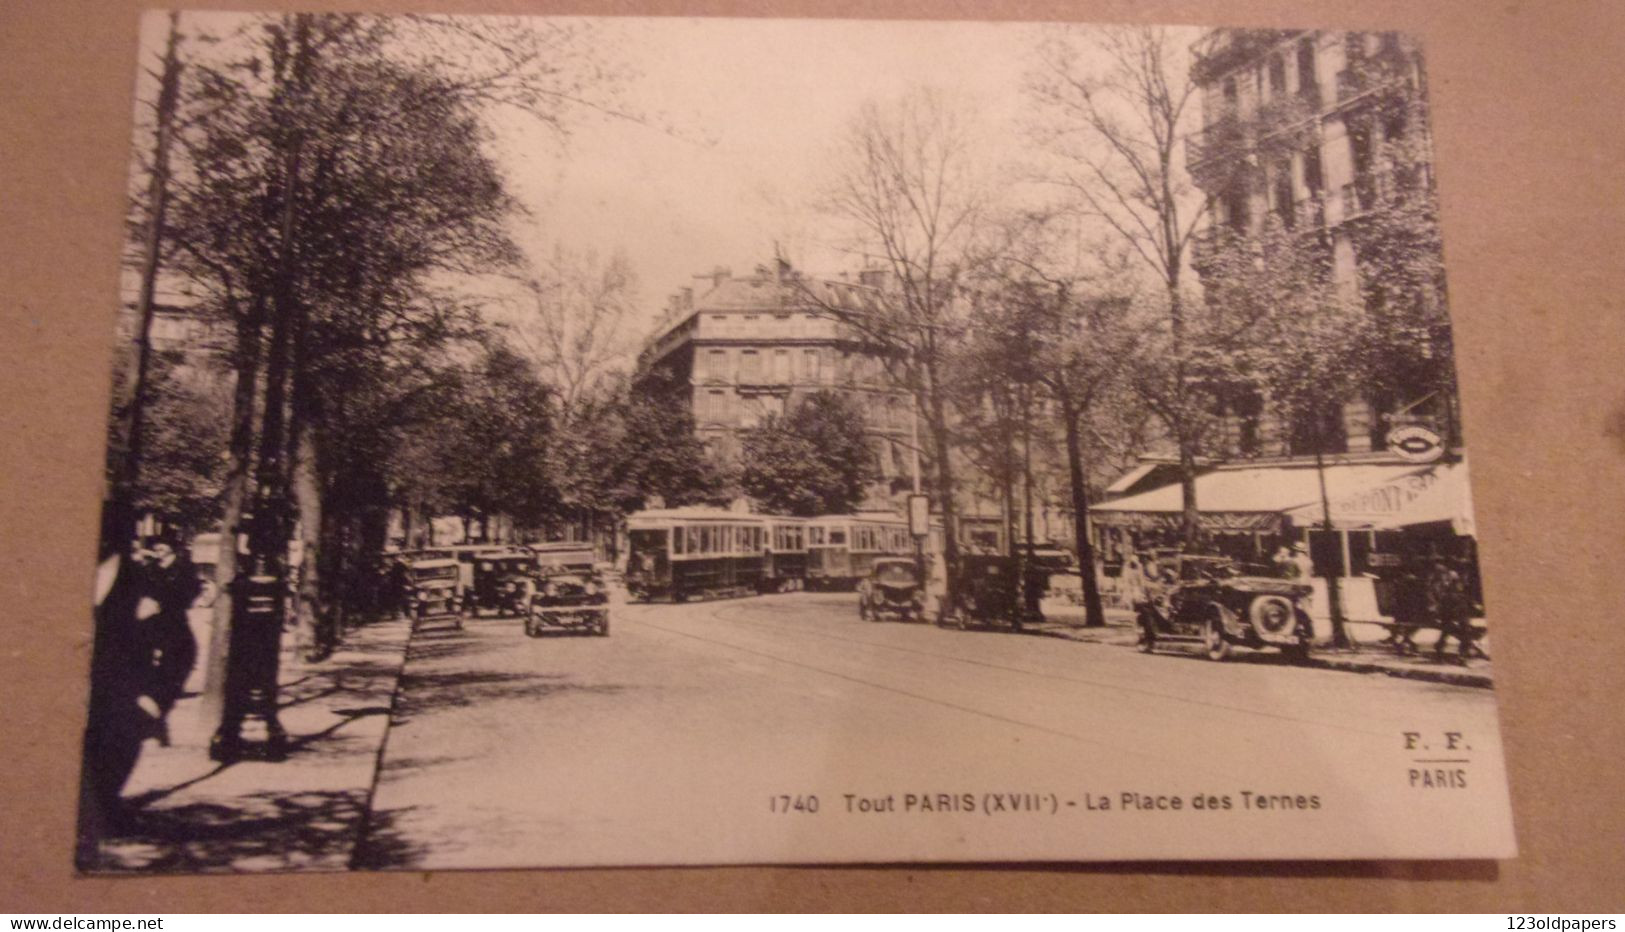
[740, 391, 875, 516]
[739, 422, 828, 517]
[135, 12, 628, 684]
[614, 371, 733, 510]
[104, 350, 232, 535]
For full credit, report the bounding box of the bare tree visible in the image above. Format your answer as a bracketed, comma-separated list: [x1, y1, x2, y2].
[807, 87, 995, 615]
[1026, 25, 1217, 546]
[508, 244, 640, 419]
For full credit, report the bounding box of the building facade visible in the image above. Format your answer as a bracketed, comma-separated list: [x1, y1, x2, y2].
[633, 261, 916, 508]
[1188, 28, 1451, 460]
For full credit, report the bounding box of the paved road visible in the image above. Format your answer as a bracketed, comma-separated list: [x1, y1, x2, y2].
[357, 591, 1513, 868]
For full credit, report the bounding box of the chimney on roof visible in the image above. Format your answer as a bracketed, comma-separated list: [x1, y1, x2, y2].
[678, 286, 694, 311]
[858, 268, 894, 290]
[696, 266, 731, 292]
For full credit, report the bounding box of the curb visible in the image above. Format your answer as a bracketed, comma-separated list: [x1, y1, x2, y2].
[1300, 653, 1493, 689]
[1028, 622, 1493, 689]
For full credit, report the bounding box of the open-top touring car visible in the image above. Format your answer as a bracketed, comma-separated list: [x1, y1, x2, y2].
[1133, 553, 1313, 662]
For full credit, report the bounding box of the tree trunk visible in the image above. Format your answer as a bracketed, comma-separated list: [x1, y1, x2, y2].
[1314, 444, 1350, 648]
[200, 292, 264, 723]
[1167, 283, 1202, 550]
[1061, 397, 1107, 628]
[290, 425, 325, 660]
[113, 12, 183, 545]
[923, 358, 960, 620]
[1179, 441, 1201, 549]
[398, 505, 412, 552]
[1000, 430, 1019, 624]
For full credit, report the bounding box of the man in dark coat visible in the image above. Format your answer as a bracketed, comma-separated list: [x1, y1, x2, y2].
[1427, 557, 1472, 664]
[75, 520, 199, 866]
[140, 535, 201, 719]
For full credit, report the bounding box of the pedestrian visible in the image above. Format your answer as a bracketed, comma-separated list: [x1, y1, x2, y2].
[138, 533, 201, 742]
[1381, 564, 1425, 655]
[1285, 542, 1315, 580]
[385, 557, 408, 619]
[76, 509, 170, 861]
[1120, 551, 1145, 607]
[1426, 557, 1472, 664]
[1272, 545, 1295, 579]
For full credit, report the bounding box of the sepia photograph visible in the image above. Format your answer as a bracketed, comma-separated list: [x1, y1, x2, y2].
[76, 11, 1516, 873]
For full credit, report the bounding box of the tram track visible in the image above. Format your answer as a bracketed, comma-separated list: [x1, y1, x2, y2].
[625, 601, 1237, 779]
[614, 596, 1436, 791]
[667, 595, 1394, 739]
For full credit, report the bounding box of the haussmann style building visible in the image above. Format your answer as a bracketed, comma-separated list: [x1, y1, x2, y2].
[632, 260, 916, 510]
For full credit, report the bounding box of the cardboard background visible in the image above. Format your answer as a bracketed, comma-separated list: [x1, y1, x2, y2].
[3, 0, 1623, 912]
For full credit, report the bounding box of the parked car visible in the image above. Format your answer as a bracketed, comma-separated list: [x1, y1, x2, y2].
[1133, 553, 1313, 662]
[466, 551, 536, 618]
[858, 557, 925, 622]
[526, 562, 610, 637]
[400, 554, 462, 625]
[951, 553, 1047, 631]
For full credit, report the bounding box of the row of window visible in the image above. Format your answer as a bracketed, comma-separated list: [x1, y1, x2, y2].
[698, 347, 818, 384]
[1215, 109, 1414, 233]
[695, 346, 898, 386]
[665, 522, 819, 556]
[806, 523, 911, 553]
[700, 312, 836, 340]
[695, 387, 912, 431]
[672, 523, 767, 557]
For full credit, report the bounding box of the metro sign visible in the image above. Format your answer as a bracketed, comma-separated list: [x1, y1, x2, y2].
[1388, 425, 1444, 463]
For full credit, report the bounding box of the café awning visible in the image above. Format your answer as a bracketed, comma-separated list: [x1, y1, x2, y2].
[1285, 459, 1475, 535]
[1092, 461, 1432, 534]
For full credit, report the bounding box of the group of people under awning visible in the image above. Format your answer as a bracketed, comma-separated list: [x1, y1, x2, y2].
[1088, 457, 1485, 651]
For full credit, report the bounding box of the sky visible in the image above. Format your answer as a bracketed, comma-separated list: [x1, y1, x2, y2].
[133, 14, 1201, 349]
[485, 17, 1143, 340]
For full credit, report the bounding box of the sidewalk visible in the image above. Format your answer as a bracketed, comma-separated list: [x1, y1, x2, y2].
[83, 615, 413, 873]
[1032, 604, 1494, 689]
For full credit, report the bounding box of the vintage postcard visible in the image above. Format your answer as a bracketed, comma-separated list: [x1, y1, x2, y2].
[77, 12, 1515, 872]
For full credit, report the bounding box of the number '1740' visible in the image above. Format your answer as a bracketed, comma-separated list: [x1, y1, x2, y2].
[769, 794, 819, 814]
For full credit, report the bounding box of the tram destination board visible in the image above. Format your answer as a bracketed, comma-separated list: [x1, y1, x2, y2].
[68, 10, 1517, 873]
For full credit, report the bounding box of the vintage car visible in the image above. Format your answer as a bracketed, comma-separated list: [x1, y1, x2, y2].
[400, 555, 462, 625]
[950, 553, 1048, 631]
[857, 557, 925, 622]
[449, 544, 513, 600]
[525, 559, 610, 637]
[465, 551, 536, 618]
[1133, 553, 1313, 662]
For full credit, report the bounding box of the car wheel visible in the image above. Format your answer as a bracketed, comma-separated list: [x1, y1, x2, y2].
[1204, 616, 1231, 661]
[1248, 595, 1297, 640]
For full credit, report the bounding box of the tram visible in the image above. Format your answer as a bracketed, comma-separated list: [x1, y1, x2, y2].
[624, 508, 767, 601]
[805, 513, 914, 590]
[759, 515, 810, 593]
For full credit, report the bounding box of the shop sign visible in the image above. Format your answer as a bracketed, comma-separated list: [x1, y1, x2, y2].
[908, 494, 930, 536]
[1331, 470, 1440, 519]
[1388, 425, 1444, 463]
